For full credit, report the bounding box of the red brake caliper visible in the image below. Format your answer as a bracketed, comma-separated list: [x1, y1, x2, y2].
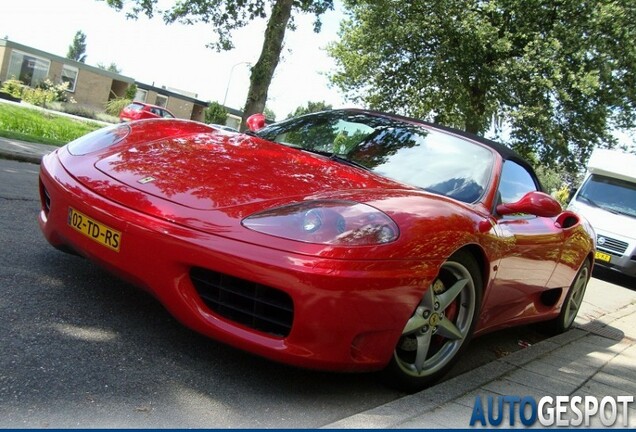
[433, 278, 459, 346]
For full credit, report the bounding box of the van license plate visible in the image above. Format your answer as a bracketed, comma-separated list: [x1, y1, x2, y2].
[594, 250, 611, 263]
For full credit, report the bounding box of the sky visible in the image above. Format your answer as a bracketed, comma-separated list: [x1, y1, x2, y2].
[0, 0, 350, 119]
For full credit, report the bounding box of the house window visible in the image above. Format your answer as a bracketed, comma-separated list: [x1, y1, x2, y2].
[61, 65, 79, 92]
[155, 94, 168, 108]
[226, 114, 241, 130]
[134, 88, 148, 102]
[7, 50, 50, 87]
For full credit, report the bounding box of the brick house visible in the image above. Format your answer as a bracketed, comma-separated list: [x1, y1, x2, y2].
[0, 39, 208, 122]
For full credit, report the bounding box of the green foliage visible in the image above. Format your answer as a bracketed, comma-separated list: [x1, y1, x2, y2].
[104, 0, 333, 51]
[264, 106, 277, 121]
[0, 79, 24, 99]
[22, 87, 57, 107]
[67, 30, 87, 63]
[124, 83, 137, 100]
[36, 79, 72, 103]
[52, 102, 99, 120]
[102, 0, 334, 130]
[0, 79, 70, 107]
[553, 185, 572, 207]
[287, 100, 332, 118]
[533, 159, 583, 206]
[329, 0, 636, 172]
[104, 98, 132, 116]
[205, 101, 228, 124]
[0, 102, 103, 146]
[3, 79, 72, 107]
[97, 62, 122, 73]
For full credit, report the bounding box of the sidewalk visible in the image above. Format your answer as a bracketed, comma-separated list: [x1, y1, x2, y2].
[326, 278, 636, 429]
[0, 98, 109, 164]
[0, 136, 58, 164]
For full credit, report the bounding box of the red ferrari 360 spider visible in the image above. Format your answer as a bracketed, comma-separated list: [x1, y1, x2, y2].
[38, 109, 595, 391]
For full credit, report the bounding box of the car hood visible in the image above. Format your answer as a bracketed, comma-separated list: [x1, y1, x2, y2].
[94, 132, 404, 210]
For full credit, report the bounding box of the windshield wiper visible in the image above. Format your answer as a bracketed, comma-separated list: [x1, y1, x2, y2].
[605, 207, 636, 219]
[578, 195, 636, 217]
[578, 194, 601, 208]
[297, 148, 369, 171]
[329, 153, 369, 171]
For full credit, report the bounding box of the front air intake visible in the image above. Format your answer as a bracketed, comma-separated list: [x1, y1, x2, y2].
[39, 179, 51, 214]
[190, 267, 294, 337]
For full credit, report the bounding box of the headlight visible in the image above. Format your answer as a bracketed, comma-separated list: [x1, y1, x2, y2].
[67, 123, 131, 155]
[242, 200, 399, 245]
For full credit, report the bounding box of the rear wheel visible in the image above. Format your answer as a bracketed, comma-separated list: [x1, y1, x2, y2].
[383, 250, 482, 392]
[543, 260, 591, 335]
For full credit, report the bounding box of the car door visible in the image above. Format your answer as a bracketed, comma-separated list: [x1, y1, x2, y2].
[480, 159, 564, 328]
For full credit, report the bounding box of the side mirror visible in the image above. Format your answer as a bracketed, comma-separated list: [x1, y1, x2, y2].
[496, 191, 562, 218]
[246, 113, 266, 131]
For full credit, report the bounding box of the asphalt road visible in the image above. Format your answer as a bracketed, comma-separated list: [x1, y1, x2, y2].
[0, 157, 627, 428]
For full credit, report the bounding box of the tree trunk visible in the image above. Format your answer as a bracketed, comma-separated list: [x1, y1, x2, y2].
[465, 85, 487, 135]
[240, 0, 294, 130]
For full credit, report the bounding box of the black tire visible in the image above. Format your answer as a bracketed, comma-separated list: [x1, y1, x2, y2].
[543, 259, 591, 335]
[382, 250, 482, 393]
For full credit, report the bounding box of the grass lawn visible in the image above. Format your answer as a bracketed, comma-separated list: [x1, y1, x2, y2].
[0, 102, 105, 146]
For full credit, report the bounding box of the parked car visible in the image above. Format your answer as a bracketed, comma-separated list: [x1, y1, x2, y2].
[119, 102, 175, 122]
[209, 123, 239, 132]
[38, 109, 595, 391]
[567, 149, 636, 277]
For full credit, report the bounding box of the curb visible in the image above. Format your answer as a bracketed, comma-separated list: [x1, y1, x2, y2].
[323, 329, 590, 429]
[323, 301, 636, 429]
[0, 148, 44, 165]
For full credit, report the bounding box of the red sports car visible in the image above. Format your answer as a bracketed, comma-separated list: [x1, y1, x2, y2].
[38, 109, 595, 391]
[119, 102, 175, 122]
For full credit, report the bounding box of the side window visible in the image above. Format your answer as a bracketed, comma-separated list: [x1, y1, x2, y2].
[61, 65, 79, 92]
[155, 94, 168, 108]
[498, 160, 538, 204]
[134, 88, 148, 102]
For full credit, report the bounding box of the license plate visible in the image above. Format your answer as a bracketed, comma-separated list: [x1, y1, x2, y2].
[594, 250, 611, 263]
[68, 207, 121, 252]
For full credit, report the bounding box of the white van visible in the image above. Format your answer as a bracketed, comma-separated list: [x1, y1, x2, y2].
[567, 148, 636, 277]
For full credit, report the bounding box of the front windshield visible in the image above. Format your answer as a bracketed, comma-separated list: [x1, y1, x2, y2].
[256, 111, 495, 203]
[577, 174, 636, 218]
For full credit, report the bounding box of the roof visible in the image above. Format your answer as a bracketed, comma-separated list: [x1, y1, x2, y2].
[0, 39, 135, 83]
[135, 82, 209, 107]
[587, 148, 636, 183]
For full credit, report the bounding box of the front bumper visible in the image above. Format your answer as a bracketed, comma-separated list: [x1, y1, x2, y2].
[594, 230, 636, 278]
[38, 151, 438, 371]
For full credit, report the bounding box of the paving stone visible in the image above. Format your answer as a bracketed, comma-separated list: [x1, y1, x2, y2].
[520, 358, 595, 386]
[505, 368, 581, 395]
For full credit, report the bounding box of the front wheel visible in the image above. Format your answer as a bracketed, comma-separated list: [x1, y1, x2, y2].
[383, 250, 482, 392]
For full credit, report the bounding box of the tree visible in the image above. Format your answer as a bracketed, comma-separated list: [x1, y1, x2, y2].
[124, 83, 137, 100]
[97, 62, 122, 74]
[328, 1, 636, 171]
[286, 100, 332, 118]
[264, 106, 277, 121]
[205, 101, 228, 124]
[102, 0, 334, 130]
[67, 30, 87, 63]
